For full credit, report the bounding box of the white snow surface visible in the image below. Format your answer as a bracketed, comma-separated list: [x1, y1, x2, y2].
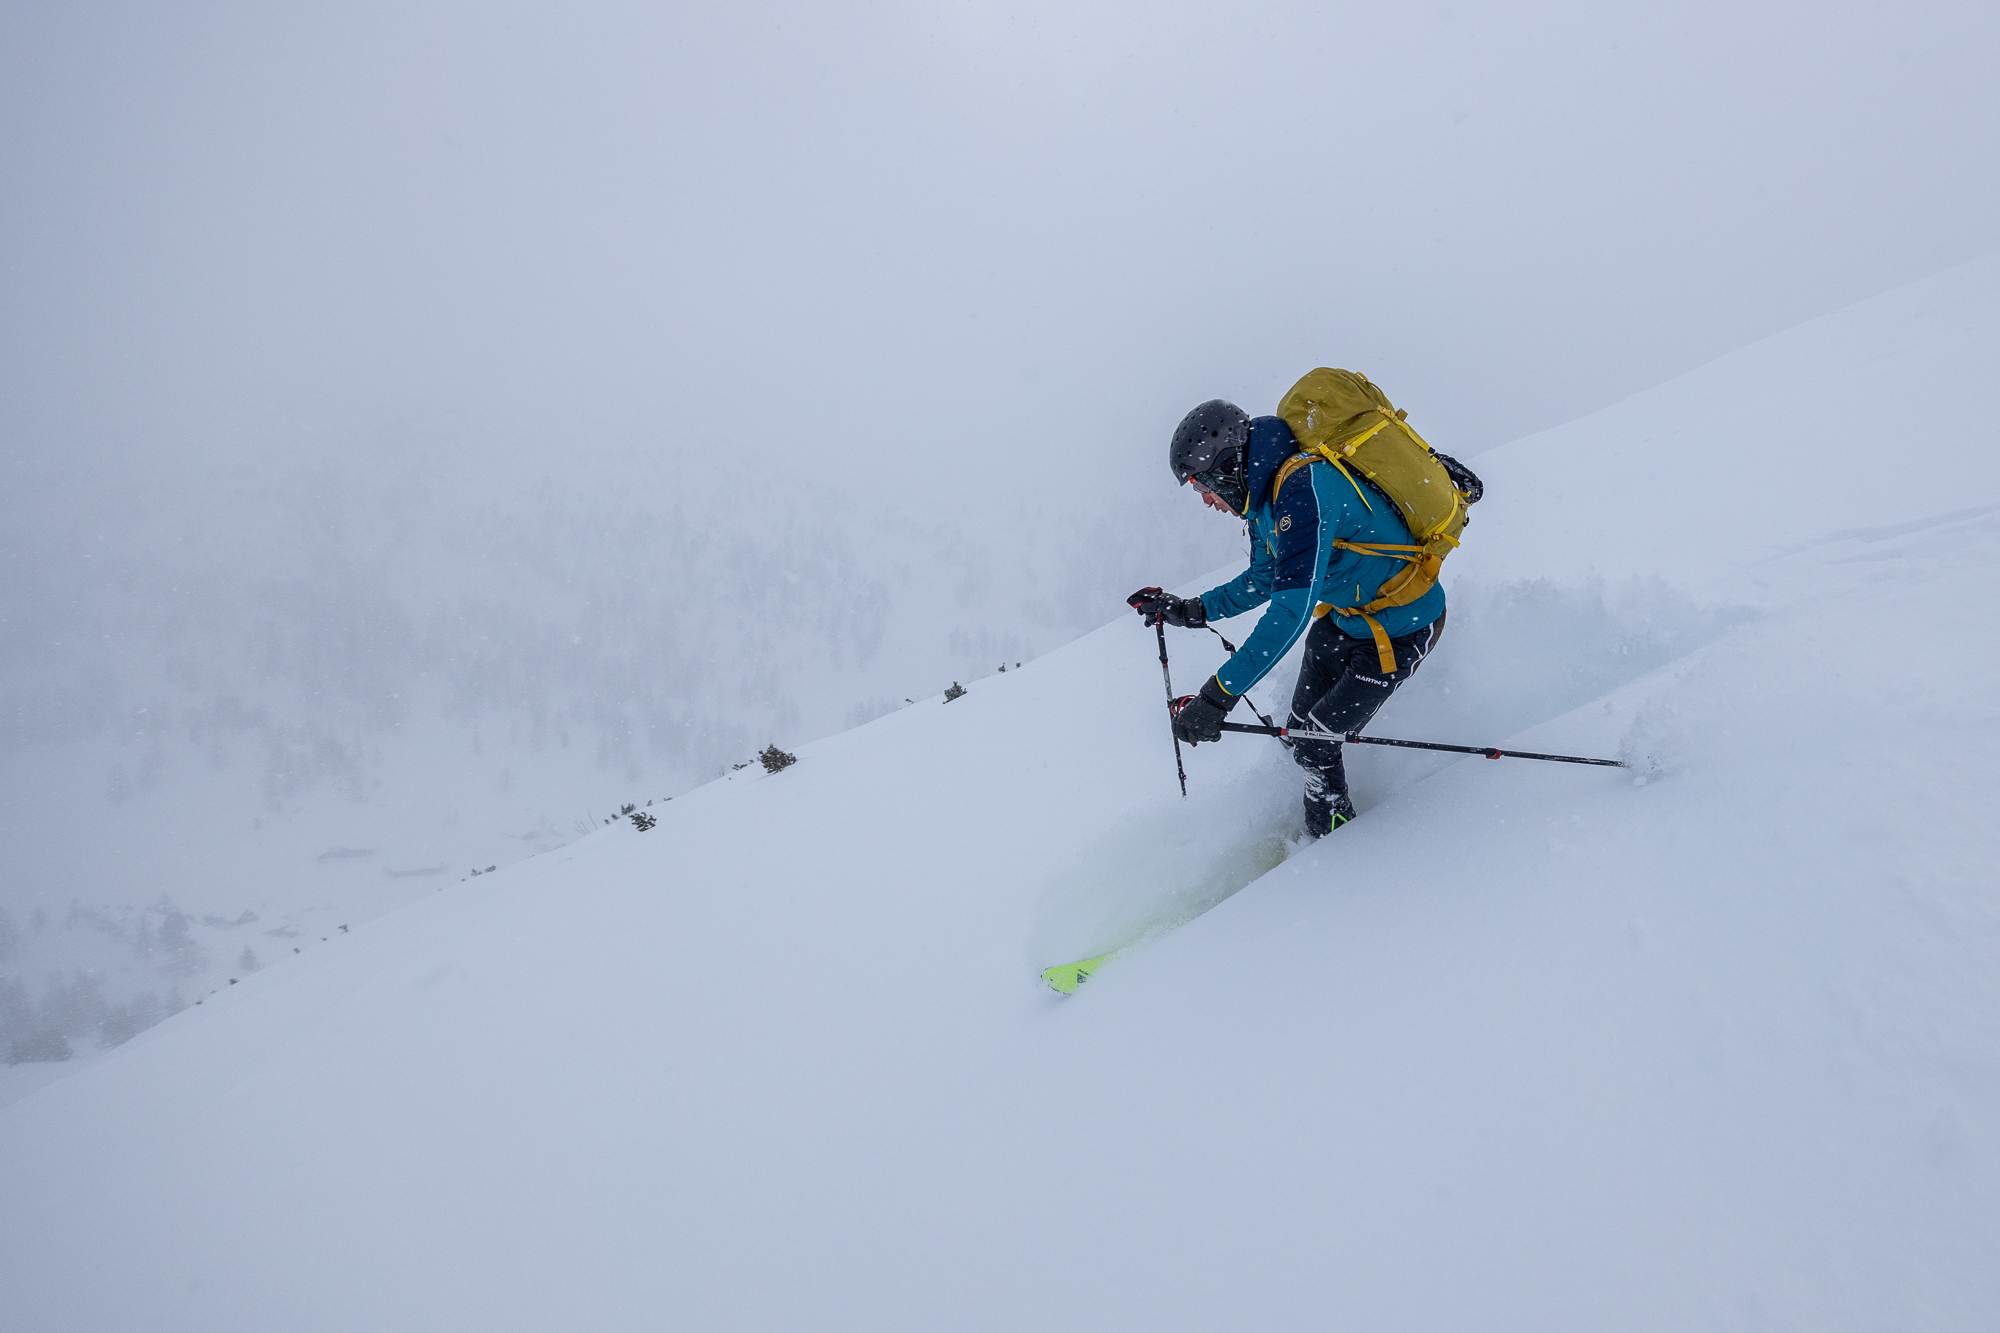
[4, 257, 1999, 1329]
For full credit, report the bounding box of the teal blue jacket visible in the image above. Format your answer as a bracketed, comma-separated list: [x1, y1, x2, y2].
[1198, 416, 1446, 696]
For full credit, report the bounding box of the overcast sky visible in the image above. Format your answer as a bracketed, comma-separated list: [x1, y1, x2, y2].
[5, 1, 1995, 510]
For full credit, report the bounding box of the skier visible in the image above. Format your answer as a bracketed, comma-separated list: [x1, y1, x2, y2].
[1129, 399, 1448, 837]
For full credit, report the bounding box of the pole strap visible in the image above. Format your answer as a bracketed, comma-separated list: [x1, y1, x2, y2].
[1204, 625, 1290, 748]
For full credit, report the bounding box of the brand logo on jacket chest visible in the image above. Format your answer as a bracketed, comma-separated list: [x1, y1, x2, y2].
[1277, 515, 1292, 532]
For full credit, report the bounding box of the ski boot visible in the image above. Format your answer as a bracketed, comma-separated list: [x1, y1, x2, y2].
[1301, 776, 1357, 840]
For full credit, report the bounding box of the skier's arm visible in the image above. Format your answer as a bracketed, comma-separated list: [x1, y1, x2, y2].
[1198, 528, 1274, 622]
[1211, 471, 1335, 697]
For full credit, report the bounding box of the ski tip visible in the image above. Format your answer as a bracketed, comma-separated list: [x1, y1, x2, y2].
[1040, 952, 1114, 995]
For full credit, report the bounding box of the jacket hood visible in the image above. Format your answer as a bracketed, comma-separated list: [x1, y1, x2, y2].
[1242, 416, 1301, 514]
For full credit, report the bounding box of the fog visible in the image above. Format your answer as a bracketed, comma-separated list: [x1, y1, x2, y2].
[3, 2, 1996, 1062]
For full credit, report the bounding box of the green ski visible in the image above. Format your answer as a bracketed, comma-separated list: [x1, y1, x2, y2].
[1040, 951, 1115, 995]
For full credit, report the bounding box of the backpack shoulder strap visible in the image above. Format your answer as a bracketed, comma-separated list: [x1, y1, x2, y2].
[1273, 447, 1377, 513]
[1271, 451, 1317, 499]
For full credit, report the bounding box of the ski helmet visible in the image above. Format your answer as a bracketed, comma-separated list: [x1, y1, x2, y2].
[1169, 399, 1251, 512]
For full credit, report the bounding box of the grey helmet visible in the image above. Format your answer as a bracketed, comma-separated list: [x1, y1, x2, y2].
[1169, 399, 1252, 513]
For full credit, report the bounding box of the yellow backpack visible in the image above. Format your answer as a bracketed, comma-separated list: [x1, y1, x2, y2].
[1272, 368, 1478, 672]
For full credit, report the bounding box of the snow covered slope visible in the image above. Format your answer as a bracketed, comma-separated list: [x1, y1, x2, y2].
[4, 257, 1998, 1331]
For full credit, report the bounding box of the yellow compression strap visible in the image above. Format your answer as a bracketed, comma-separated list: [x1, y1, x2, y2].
[1390, 410, 1438, 453]
[1329, 539, 1421, 561]
[1336, 416, 1395, 456]
[1329, 609, 1399, 673]
[1328, 457, 1373, 510]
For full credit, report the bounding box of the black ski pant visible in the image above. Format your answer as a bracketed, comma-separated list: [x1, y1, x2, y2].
[1287, 612, 1445, 813]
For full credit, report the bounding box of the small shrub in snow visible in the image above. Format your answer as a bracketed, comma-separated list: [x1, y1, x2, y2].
[238, 946, 260, 973]
[629, 811, 656, 832]
[943, 682, 966, 703]
[758, 745, 797, 774]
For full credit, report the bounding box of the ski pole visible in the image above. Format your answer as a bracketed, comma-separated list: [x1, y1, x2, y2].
[1216, 721, 1625, 768]
[1155, 619, 1189, 797]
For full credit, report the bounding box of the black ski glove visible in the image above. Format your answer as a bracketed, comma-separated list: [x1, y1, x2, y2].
[1170, 675, 1237, 744]
[1126, 586, 1207, 629]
